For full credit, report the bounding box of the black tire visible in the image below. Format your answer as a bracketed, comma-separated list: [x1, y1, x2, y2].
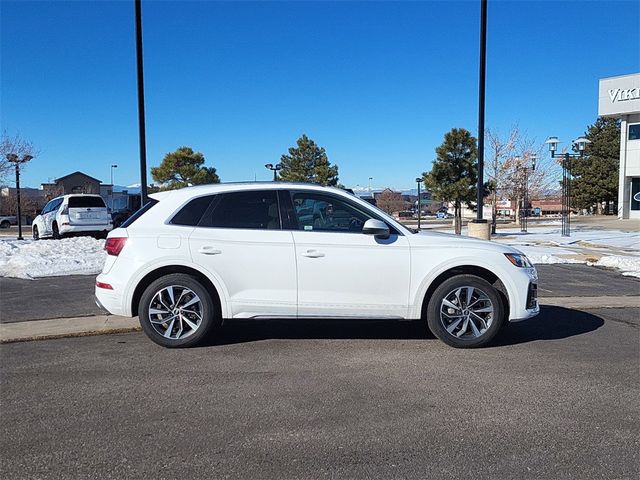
[426, 274, 504, 348]
[138, 273, 220, 348]
[0, 220, 10, 229]
[52, 222, 61, 239]
[32, 225, 39, 240]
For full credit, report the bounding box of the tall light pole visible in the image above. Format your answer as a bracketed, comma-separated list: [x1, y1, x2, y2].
[519, 153, 536, 233]
[135, 0, 148, 205]
[415, 177, 422, 230]
[6, 153, 33, 241]
[110, 164, 118, 210]
[265, 163, 282, 181]
[545, 136, 590, 237]
[110, 164, 118, 186]
[474, 0, 488, 224]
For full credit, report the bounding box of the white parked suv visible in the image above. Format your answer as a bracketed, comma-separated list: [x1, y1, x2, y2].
[32, 194, 112, 239]
[95, 183, 539, 348]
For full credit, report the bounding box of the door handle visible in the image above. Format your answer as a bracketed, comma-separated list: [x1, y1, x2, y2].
[198, 246, 222, 255]
[301, 249, 325, 258]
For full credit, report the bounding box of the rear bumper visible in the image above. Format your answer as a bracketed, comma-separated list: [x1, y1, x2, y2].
[95, 275, 130, 317]
[60, 224, 112, 234]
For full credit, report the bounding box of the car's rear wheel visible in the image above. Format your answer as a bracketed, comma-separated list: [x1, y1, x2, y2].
[32, 225, 39, 240]
[52, 222, 61, 239]
[0, 220, 10, 229]
[138, 273, 219, 348]
[426, 274, 504, 348]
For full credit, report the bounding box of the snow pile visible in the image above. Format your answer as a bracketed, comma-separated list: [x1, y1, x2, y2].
[493, 227, 640, 253]
[0, 237, 107, 279]
[510, 244, 585, 265]
[592, 255, 640, 278]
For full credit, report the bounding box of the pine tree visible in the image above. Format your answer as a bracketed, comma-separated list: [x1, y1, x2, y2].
[423, 128, 478, 234]
[571, 118, 620, 214]
[151, 147, 220, 190]
[279, 135, 339, 186]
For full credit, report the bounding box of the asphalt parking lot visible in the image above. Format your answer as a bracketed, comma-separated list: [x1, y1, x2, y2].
[1, 305, 639, 479]
[1, 264, 638, 479]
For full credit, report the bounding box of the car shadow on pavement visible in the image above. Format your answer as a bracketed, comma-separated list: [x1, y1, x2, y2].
[203, 318, 432, 347]
[495, 305, 604, 346]
[201, 305, 604, 347]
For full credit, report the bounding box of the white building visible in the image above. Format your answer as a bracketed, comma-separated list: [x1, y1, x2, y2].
[598, 73, 640, 219]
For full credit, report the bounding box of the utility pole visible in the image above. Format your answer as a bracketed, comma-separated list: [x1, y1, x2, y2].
[135, 0, 148, 205]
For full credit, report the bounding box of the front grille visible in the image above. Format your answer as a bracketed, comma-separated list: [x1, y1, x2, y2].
[526, 282, 538, 309]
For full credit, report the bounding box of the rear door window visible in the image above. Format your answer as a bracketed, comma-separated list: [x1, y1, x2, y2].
[200, 190, 280, 230]
[68, 196, 106, 208]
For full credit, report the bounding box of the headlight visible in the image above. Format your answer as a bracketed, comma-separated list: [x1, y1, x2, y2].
[504, 253, 533, 268]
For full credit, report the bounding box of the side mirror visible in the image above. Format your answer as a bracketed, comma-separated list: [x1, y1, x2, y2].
[362, 219, 390, 239]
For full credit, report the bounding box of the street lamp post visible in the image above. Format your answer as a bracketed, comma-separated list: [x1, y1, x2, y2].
[545, 136, 590, 237]
[519, 154, 536, 233]
[264, 163, 282, 181]
[5, 153, 34, 241]
[415, 177, 422, 230]
[110, 164, 118, 211]
[110, 164, 118, 186]
[368, 177, 373, 195]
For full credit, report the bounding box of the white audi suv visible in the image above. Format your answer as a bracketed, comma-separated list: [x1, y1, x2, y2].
[95, 183, 539, 348]
[33, 194, 112, 239]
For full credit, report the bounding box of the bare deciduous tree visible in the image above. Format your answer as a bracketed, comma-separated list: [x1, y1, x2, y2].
[376, 189, 405, 215]
[0, 131, 40, 185]
[485, 128, 560, 222]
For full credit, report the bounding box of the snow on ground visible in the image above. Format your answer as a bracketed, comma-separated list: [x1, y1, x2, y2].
[592, 256, 640, 278]
[0, 237, 106, 279]
[493, 226, 640, 252]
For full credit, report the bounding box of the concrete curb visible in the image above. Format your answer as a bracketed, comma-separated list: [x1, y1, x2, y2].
[0, 296, 637, 344]
[0, 315, 140, 344]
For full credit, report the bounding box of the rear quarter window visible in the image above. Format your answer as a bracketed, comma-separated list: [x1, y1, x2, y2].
[170, 195, 215, 226]
[120, 199, 158, 228]
[68, 196, 106, 208]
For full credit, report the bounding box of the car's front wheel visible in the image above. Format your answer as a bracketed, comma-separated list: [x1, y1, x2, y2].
[138, 273, 220, 348]
[426, 274, 504, 348]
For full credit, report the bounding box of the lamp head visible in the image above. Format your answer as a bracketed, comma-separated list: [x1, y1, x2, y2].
[573, 137, 591, 152]
[5, 153, 18, 163]
[265, 163, 273, 170]
[545, 136, 559, 153]
[415, 177, 422, 183]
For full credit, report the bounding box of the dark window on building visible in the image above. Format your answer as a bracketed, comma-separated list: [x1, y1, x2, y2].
[628, 124, 640, 141]
[170, 195, 215, 226]
[631, 178, 640, 211]
[68, 196, 106, 208]
[200, 190, 280, 230]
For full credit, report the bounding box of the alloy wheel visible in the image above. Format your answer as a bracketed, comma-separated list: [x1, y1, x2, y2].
[148, 285, 203, 340]
[439, 286, 494, 339]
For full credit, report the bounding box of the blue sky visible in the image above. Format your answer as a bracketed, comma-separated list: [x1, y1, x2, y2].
[2, 0, 639, 189]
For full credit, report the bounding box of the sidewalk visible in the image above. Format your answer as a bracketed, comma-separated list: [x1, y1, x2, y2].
[1, 295, 638, 343]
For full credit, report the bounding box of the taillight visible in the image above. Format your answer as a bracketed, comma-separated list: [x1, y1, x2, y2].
[104, 237, 127, 256]
[96, 281, 113, 290]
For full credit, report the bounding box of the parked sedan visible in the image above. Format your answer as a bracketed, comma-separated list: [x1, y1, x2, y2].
[95, 183, 538, 349]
